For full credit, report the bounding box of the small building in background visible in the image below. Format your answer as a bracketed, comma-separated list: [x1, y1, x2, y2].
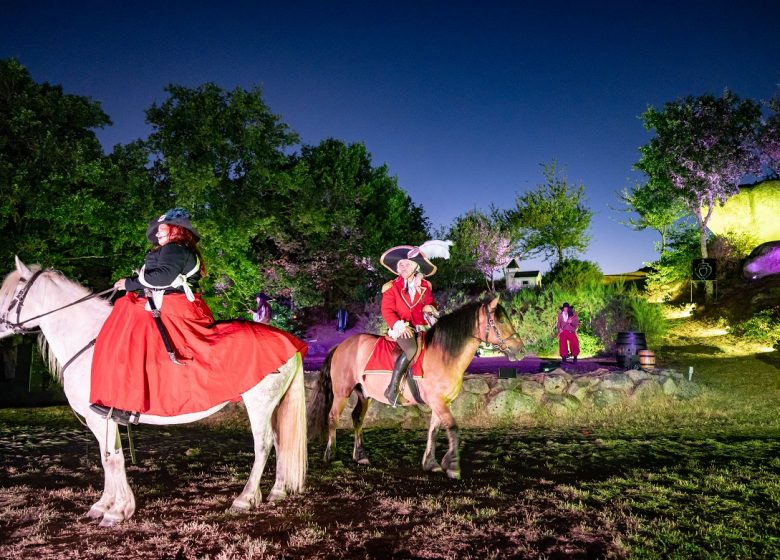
[504, 259, 542, 290]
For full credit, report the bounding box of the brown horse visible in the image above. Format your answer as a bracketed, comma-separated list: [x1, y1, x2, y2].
[307, 296, 525, 479]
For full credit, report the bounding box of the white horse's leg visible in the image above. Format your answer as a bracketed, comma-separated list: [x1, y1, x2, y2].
[230, 372, 288, 511]
[85, 413, 135, 526]
[422, 411, 444, 473]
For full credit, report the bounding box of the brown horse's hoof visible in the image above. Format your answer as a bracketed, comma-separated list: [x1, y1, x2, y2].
[446, 469, 461, 480]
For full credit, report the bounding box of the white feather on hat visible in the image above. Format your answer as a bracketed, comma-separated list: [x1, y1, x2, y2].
[418, 240, 453, 260]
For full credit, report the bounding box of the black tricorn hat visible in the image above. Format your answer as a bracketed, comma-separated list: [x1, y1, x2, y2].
[380, 245, 437, 277]
[146, 208, 201, 244]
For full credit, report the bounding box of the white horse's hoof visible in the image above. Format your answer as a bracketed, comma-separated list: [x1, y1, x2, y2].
[87, 505, 106, 520]
[99, 511, 124, 527]
[230, 497, 255, 512]
[267, 489, 287, 503]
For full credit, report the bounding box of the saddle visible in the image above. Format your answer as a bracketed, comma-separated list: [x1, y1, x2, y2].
[364, 334, 426, 377]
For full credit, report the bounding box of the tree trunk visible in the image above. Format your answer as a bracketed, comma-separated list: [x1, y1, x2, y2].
[698, 223, 714, 302]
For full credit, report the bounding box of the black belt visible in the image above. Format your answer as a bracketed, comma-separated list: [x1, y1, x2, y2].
[146, 295, 187, 366]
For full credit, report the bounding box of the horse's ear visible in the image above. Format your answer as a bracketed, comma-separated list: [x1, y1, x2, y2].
[488, 294, 500, 310]
[14, 256, 32, 277]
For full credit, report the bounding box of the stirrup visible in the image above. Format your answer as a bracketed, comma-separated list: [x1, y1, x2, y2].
[89, 404, 141, 426]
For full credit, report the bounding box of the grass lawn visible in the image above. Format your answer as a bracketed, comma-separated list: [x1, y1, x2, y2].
[0, 314, 778, 559]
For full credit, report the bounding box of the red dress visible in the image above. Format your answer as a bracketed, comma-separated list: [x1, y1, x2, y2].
[90, 293, 307, 416]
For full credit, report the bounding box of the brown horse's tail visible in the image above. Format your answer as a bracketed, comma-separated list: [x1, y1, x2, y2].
[306, 346, 336, 442]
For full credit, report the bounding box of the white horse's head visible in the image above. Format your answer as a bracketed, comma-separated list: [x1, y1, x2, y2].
[0, 257, 41, 339]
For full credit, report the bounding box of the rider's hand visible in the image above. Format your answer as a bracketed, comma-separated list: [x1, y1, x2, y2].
[113, 278, 126, 291]
[401, 326, 415, 338]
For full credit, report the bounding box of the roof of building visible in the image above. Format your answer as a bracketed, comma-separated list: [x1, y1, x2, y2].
[511, 270, 540, 278]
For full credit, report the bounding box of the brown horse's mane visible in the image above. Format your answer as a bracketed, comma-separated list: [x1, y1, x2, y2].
[425, 300, 510, 357]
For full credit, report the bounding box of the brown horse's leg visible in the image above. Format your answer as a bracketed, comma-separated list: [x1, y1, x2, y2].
[427, 399, 461, 479]
[422, 412, 443, 473]
[324, 395, 349, 463]
[351, 393, 371, 465]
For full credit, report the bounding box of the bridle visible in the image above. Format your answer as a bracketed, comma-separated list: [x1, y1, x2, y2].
[479, 302, 522, 354]
[1, 268, 116, 373]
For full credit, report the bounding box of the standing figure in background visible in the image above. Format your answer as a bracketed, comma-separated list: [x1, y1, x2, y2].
[557, 302, 580, 364]
[379, 245, 438, 406]
[251, 292, 272, 324]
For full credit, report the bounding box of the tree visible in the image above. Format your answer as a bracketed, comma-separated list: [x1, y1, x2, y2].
[144, 82, 300, 315]
[0, 58, 123, 283]
[266, 139, 429, 310]
[636, 91, 762, 262]
[758, 94, 780, 177]
[472, 220, 512, 292]
[507, 161, 592, 264]
[618, 181, 687, 255]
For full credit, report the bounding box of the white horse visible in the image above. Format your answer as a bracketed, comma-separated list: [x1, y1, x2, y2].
[0, 257, 307, 527]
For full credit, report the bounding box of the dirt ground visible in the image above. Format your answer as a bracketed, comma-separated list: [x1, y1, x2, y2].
[0, 418, 630, 559]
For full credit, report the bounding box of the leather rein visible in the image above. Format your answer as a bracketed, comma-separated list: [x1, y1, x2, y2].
[478, 302, 521, 353]
[1, 269, 116, 374]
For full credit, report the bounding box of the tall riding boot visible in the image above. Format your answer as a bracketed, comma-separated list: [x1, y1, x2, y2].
[384, 353, 411, 407]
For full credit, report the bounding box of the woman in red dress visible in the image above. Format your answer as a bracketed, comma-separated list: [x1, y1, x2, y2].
[379, 245, 438, 406]
[90, 208, 306, 425]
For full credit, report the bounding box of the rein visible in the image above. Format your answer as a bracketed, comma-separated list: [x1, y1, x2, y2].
[2, 269, 116, 375]
[2, 269, 116, 335]
[479, 302, 521, 353]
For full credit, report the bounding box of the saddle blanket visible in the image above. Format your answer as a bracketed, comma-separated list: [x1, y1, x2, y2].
[363, 336, 425, 377]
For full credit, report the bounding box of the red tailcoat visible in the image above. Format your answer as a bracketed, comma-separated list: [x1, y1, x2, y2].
[381, 275, 435, 329]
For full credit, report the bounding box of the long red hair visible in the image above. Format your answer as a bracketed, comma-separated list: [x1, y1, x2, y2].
[157, 225, 207, 277]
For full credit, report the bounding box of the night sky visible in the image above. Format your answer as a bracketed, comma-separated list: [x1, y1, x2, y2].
[2, 0, 778, 274]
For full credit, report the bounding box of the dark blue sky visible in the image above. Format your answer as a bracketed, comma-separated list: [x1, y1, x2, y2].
[3, 1, 778, 273]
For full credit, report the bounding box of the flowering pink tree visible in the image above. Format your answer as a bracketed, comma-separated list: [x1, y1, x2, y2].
[473, 221, 513, 291]
[637, 91, 763, 260]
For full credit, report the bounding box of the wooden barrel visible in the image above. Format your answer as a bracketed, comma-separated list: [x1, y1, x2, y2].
[638, 349, 656, 370]
[615, 332, 647, 368]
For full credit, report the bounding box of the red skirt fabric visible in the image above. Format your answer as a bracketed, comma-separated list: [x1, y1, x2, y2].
[363, 337, 425, 377]
[90, 293, 307, 416]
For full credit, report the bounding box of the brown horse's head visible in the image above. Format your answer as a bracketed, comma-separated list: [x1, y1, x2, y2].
[480, 296, 525, 361]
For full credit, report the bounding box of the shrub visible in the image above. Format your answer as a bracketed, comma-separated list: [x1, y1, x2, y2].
[543, 259, 603, 290]
[504, 281, 667, 357]
[730, 308, 780, 345]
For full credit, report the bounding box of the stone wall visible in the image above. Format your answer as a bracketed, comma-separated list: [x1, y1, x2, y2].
[304, 367, 702, 429]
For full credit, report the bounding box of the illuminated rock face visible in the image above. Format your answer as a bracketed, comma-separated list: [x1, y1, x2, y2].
[708, 180, 780, 244]
[744, 241, 780, 280]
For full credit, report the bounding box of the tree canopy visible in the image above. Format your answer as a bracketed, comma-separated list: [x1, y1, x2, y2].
[636, 91, 762, 259]
[506, 161, 592, 264]
[1, 62, 430, 319]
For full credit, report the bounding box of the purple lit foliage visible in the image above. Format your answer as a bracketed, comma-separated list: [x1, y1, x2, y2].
[638, 91, 763, 259]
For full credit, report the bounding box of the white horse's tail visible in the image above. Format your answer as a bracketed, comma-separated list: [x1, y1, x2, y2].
[273, 353, 307, 493]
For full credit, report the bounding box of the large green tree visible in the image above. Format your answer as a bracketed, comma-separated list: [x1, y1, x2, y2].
[0, 58, 117, 280]
[144, 82, 299, 314]
[267, 139, 428, 309]
[636, 91, 762, 261]
[506, 161, 592, 264]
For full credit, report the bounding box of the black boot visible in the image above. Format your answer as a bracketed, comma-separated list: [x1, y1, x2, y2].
[89, 403, 140, 426]
[384, 353, 411, 407]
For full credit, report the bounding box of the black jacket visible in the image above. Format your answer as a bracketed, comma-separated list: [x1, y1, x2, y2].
[124, 243, 201, 293]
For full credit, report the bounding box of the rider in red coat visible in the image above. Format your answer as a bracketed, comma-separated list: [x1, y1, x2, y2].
[379, 245, 438, 406]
